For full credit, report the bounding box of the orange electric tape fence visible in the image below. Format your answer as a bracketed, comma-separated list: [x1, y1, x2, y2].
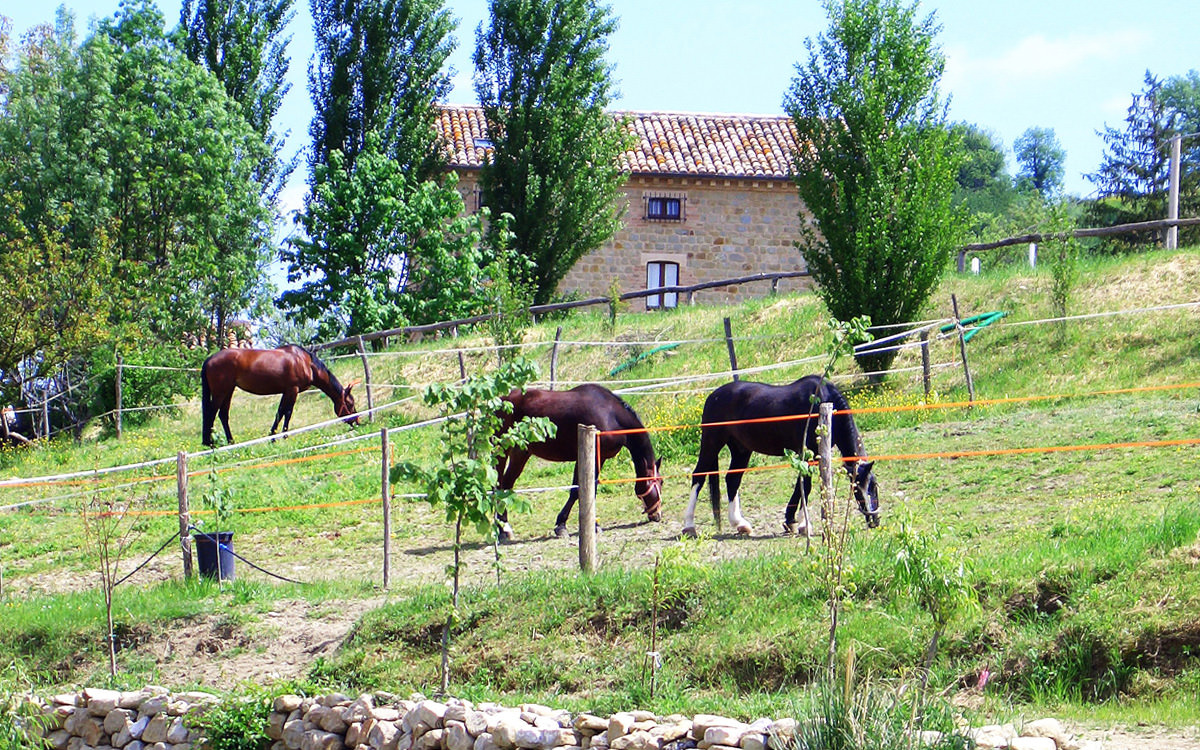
[598, 381, 1200, 437]
[118, 497, 379, 518]
[595, 380, 1200, 487]
[599, 436, 1200, 487]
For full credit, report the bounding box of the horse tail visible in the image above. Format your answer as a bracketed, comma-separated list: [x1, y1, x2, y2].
[200, 358, 215, 446]
[708, 471, 722, 531]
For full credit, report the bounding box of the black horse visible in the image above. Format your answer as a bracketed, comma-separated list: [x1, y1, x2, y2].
[683, 375, 880, 537]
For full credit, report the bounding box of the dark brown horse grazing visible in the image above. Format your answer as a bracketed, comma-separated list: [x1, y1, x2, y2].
[497, 384, 663, 539]
[683, 375, 880, 537]
[201, 345, 360, 447]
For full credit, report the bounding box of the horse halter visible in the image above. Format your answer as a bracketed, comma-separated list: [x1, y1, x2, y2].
[851, 460, 880, 528]
[636, 466, 664, 519]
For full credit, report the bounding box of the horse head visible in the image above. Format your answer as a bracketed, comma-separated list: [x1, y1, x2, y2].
[635, 457, 664, 522]
[853, 460, 880, 528]
[339, 379, 362, 425]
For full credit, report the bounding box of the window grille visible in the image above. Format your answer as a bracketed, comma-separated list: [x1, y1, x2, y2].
[643, 192, 686, 222]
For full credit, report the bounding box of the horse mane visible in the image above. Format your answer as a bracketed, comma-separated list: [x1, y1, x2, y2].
[291, 344, 344, 394]
[822, 379, 866, 458]
[612, 393, 657, 461]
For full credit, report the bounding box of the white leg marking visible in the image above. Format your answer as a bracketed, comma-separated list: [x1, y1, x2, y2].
[682, 483, 699, 537]
[729, 492, 753, 535]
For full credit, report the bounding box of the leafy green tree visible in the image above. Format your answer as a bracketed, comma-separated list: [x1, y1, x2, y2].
[953, 123, 1008, 193]
[1043, 198, 1080, 333]
[1160, 70, 1200, 245]
[891, 521, 979, 701]
[473, 0, 629, 305]
[96, 0, 274, 348]
[1013, 126, 1066, 198]
[783, 0, 962, 378]
[0, 3, 273, 418]
[0, 195, 114, 406]
[281, 137, 494, 338]
[393, 359, 553, 694]
[307, 0, 454, 178]
[950, 122, 1020, 242]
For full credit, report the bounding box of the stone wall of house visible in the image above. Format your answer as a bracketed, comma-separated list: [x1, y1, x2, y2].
[453, 173, 812, 309]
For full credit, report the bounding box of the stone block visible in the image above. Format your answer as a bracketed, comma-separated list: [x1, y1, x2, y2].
[1008, 739, 1056, 750]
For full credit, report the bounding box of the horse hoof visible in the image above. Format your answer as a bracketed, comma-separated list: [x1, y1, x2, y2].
[736, 524, 753, 536]
[681, 527, 698, 539]
[498, 529, 515, 544]
[554, 525, 569, 539]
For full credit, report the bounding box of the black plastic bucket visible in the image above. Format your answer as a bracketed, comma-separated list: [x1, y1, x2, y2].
[193, 531, 235, 581]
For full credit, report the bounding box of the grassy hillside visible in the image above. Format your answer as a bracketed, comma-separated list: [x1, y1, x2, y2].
[1, 249, 1199, 727]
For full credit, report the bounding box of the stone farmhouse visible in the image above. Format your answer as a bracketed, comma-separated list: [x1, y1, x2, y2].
[436, 105, 810, 310]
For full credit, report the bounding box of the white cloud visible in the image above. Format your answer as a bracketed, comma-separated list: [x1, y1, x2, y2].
[947, 29, 1151, 90]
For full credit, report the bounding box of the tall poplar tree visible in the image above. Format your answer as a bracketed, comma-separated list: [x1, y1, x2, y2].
[283, 0, 464, 338]
[473, 0, 629, 305]
[180, 0, 297, 206]
[306, 0, 454, 178]
[784, 0, 962, 378]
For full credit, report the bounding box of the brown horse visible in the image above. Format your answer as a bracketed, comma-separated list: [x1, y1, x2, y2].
[201, 344, 360, 447]
[497, 384, 663, 539]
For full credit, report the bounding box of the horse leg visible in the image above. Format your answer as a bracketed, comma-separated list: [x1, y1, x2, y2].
[271, 390, 298, 437]
[201, 366, 215, 447]
[554, 465, 580, 539]
[555, 459, 605, 539]
[218, 393, 235, 445]
[684, 432, 723, 538]
[724, 446, 754, 535]
[279, 389, 299, 436]
[783, 472, 810, 536]
[497, 449, 530, 542]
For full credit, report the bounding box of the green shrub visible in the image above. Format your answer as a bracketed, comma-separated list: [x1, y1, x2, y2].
[192, 688, 273, 750]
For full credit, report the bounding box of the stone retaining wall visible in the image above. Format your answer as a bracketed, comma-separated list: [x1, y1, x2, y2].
[30, 689, 1102, 750]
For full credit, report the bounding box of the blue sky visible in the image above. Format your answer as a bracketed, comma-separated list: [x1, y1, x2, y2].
[5, 0, 1197, 210]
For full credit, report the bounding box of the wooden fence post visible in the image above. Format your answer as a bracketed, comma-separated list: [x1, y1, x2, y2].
[951, 295, 976, 404]
[578, 424, 598, 574]
[920, 328, 932, 399]
[549, 326, 562, 390]
[115, 355, 123, 439]
[1167, 134, 1181, 250]
[356, 336, 374, 423]
[818, 403, 835, 542]
[457, 351, 467, 383]
[723, 317, 740, 381]
[41, 385, 50, 439]
[381, 428, 391, 590]
[177, 451, 193, 580]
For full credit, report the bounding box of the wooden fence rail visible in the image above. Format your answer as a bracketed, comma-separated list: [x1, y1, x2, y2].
[313, 270, 811, 352]
[957, 216, 1200, 271]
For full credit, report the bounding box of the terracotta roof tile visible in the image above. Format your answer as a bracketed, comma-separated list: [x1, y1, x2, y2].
[437, 105, 798, 180]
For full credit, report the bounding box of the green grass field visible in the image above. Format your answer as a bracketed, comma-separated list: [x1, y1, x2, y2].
[1, 249, 1199, 729]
